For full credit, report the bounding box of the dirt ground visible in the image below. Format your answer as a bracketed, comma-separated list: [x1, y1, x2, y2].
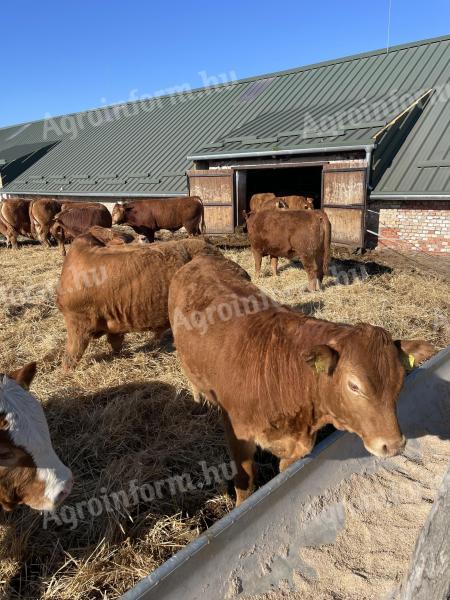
[0, 234, 449, 599]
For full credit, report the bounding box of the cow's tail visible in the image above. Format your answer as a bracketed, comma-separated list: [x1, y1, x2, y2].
[321, 211, 331, 275]
[199, 198, 206, 234]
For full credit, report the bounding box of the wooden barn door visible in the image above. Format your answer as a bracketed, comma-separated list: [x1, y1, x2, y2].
[188, 169, 235, 233]
[322, 162, 367, 246]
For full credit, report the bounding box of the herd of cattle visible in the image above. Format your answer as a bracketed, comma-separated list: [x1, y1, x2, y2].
[0, 196, 206, 254]
[0, 193, 435, 515]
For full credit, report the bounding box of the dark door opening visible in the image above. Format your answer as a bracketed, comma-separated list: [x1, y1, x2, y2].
[245, 166, 323, 211]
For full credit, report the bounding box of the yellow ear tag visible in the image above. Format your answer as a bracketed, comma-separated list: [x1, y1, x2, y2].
[400, 352, 415, 371]
[314, 358, 327, 374]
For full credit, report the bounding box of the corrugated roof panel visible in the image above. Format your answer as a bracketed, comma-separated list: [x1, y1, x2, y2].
[2, 35, 449, 197]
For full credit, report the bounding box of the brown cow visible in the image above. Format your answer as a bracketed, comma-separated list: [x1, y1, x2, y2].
[281, 195, 314, 210]
[29, 199, 103, 247]
[0, 363, 73, 511]
[50, 204, 113, 255]
[111, 196, 206, 242]
[57, 237, 220, 370]
[168, 253, 435, 505]
[249, 193, 284, 212]
[245, 209, 331, 290]
[29, 198, 62, 246]
[30, 199, 105, 247]
[0, 198, 33, 249]
[249, 193, 314, 212]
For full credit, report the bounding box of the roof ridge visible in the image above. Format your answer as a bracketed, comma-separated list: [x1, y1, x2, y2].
[0, 34, 448, 133]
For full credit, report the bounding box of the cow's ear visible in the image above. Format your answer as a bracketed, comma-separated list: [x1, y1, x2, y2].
[8, 362, 37, 390]
[303, 345, 339, 375]
[0, 442, 22, 468]
[395, 340, 435, 371]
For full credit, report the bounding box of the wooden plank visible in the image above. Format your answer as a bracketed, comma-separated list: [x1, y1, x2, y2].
[321, 159, 367, 246]
[324, 207, 364, 246]
[323, 159, 367, 170]
[187, 169, 234, 233]
[204, 205, 234, 233]
[322, 169, 366, 207]
[399, 465, 450, 600]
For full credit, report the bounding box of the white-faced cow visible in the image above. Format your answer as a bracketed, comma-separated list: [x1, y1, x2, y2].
[0, 363, 73, 511]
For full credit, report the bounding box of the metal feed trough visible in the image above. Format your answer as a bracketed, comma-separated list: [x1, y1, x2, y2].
[122, 347, 450, 600]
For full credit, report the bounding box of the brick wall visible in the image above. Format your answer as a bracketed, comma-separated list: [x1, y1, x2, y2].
[368, 200, 450, 255]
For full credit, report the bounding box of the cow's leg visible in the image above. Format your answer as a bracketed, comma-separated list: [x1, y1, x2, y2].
[302, 256, 320, 291]
[184, 220, 196, 237]
[107, 332, 125, 354]
[223, 413, 256, 506]
[42, 227, 52, 248]
[270, 256, 278, 276]
[9, 232, 19, 250]
[277, 431, 316, 472]
[63, 318, 90, 371]
[55, 230, 67, 256]
[252, 249, 263, 277]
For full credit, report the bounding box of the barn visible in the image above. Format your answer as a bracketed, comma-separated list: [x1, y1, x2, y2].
[1, 34, 449, 253]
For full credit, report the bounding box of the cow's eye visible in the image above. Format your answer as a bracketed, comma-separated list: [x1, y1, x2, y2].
[348, 381, 360, 393]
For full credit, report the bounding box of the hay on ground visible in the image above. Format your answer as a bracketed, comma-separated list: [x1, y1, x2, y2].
[0, 238, 448, 599]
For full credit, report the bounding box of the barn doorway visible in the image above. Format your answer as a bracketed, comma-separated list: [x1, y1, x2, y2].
[244, 165, 323, 212]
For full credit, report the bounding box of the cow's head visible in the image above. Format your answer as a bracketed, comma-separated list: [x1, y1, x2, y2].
[111, 202, 126, 225]
[304, 198, 314, 210]
[0, 363, 73, 511]
[49, 220, 63, 238]
[303, 324, 434, 458]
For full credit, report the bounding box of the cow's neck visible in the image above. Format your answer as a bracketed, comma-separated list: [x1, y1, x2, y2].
[308, 379, 328, 432]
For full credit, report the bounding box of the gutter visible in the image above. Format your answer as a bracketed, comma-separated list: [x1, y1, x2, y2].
[2, 191, 187, 198]
[187, 143, 376, 162]
[370, 193, 450, 201]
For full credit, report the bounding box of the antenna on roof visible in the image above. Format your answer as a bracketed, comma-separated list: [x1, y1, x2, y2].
[386, 0, 392, 54]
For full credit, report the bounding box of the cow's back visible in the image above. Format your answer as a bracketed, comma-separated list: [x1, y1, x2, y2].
[56, 205, 112, 239]
[247, 209, 322, 258]
[169, 255, 304, 425]
[249, 193, 277, 212]
[58, 238, 218, 334]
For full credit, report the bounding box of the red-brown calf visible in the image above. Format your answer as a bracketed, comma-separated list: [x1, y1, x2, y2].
[168, 254, 434, 505]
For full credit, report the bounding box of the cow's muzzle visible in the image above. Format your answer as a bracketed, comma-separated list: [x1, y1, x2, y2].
[364, 435, 406, 458]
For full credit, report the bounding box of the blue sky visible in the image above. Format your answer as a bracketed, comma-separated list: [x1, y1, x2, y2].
[1, 0, 449, 127]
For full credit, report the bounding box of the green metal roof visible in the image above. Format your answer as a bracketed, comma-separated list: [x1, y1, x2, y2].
[2, 34, 450, 198]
